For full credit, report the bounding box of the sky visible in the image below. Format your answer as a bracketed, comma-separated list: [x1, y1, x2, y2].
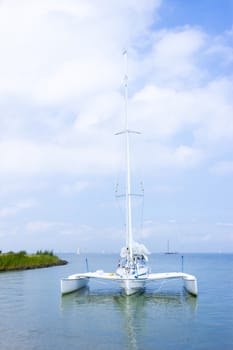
[0, 0, 232, 253]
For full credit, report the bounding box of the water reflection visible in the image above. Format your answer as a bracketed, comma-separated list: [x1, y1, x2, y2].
[114, 294, 145, 350]
[114, 292, 197, 350]
[61, 288, 197, 350]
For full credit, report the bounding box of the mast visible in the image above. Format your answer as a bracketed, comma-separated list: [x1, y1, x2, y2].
[123, 49, 133, 263]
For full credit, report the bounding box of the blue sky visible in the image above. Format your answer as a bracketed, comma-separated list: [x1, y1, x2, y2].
[0, 0, 232, 253]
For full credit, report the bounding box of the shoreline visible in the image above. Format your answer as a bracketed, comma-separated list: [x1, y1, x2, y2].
[0, 251, 68, 272]
[0, 259, 68, 272]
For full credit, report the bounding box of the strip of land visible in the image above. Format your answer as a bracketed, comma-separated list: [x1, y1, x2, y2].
[0, 251, 67, 272]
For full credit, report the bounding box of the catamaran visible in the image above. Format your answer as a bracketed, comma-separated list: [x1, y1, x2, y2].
[61, 50, 198, 297]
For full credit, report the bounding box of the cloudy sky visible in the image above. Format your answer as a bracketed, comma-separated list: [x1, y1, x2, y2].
[0, 0, 232, 253]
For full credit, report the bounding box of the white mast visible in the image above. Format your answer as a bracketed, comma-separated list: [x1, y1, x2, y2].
[123, 49, 133, 263]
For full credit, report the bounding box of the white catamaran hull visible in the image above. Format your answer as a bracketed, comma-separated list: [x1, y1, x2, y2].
[61, 271, 198, 296]
[117, 278, 146, 295]
[183, 274, 198, 296]
[148, 272, 198, 296]
[61, 274, 89, 295]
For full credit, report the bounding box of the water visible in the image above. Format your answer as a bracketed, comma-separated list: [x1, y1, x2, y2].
[0, 253, 232, 349]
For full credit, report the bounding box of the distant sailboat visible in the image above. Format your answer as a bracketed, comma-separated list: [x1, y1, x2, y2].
[165, 240, 178, 254]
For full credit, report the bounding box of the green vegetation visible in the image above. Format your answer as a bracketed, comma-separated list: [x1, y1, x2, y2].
[0, 250, 67, 272]
[35, 250, 54, 256]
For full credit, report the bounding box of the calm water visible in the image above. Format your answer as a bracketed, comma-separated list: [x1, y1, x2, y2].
[0, 253, 232, 350]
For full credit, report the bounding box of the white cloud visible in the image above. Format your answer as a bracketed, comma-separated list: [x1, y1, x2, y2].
[26, 220, 92, 238]
[154, 144, 202, 170]
[136, 219, 233, 252]
[210, 160, 233, 176]
[0, 0, 161, 103]
[0, 2, 232, 177]
[0, 199, 37, 218]
[216, 222, 233, 227]
[173, 145, 203, 167]
[131, 78, 233, 143]
[0, 138, 119, 176]
[149, 27, 207, 84]
[151, 184, 178, 194]
[61, 180, 89, 196]
[26, 220, 65, 233]
[205, 28, 233, 66]
[25, 220, 114, 251]
[0, 0, 232, 252]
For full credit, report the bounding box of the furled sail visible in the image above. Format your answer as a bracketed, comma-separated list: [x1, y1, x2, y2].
[120, 242, 150, 260]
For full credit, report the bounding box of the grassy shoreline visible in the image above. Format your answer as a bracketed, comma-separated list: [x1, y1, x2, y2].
[0, 251, 67, 272]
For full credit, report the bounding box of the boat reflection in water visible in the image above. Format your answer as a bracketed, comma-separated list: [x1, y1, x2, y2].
[61, 286, 197, 350]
